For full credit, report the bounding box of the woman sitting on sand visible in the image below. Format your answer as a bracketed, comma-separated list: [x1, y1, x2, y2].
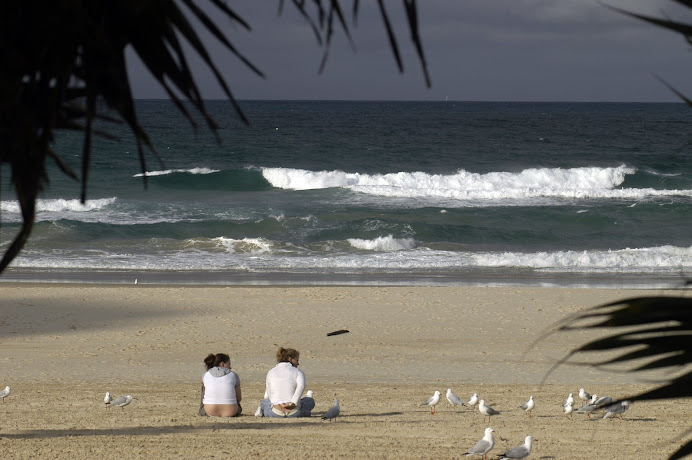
[259, 347, 315, 418]
[201, 353, 242, 417]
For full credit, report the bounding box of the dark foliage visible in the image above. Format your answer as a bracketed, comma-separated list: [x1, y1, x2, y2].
[0, 0, 429, 272]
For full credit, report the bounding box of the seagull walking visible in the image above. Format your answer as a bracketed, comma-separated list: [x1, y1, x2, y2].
[603, 400, 630, 420]
[519, 396, 535, 418]
[446, 389, 466, 409]
[478, 399, 500, 423]
[421, 390, 441, 415]
[498, 435, 536, 459]
[111, 395, 134, 410]
[576, 394, 599, 418]
[104, 391, 113, 409]
[0, 386, 10, 402]
[464, 427, 495, 459]
[467, 393, 479, 407]
[322, 398, 340, 422]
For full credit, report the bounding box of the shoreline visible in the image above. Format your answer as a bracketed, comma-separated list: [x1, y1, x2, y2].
[1, 268, 688, 289]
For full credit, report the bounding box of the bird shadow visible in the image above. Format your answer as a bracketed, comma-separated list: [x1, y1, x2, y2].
[0, 421, 316, 440]
[350, 412, 404, 417]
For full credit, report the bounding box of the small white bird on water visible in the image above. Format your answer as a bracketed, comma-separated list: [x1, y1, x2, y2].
[478, 399, 500, 423]
[0, 386, 11, 402]
[111, 395, 134, 410]
[421, 390, 441, 415]
[322, 398, 340, 422]
[498, 435, 536, 459]
[104, 391, 113, 409]
[464, 427, 495, 459]
[467, 392, 479, 407]
[446, 388, 466, 409]
[519, 396, 535, 418]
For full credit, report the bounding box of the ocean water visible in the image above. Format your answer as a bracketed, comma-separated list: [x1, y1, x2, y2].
[1, 100, 690, 287]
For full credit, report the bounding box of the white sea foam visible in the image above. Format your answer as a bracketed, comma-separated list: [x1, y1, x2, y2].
[348, 235, 416, 251]
[1, 197, 116, 214]
[133, 167, 219, 177]
[212, 237, 275, 254]
[261, 165, 692, 202]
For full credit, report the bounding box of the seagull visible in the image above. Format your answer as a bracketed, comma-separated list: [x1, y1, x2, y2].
[464, 427, 495, 459]
[498, 435, 536, 459]
[305, 390, 314, 398]
[0, 386, 10, 402]
[446, 389, 466, 409]
[578, 388, 591, 402]
[576, 394, 599, 418]
[593, 395, 613, 408]
[467, 393, 479, 407]
[563, 402, 574, 418]
[478, 399, 500, 423]
[603, 400, 630, 420]
[322, 398, 340, 422]
[104, 391, 113, 409]
[421, 390, 441, 415]
[111, 395, 134, 410]
[563, 393, 574, 408]
[519, 396, 535, 418]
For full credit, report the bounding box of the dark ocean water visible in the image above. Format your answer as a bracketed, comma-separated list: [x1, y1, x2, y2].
[1, 100, 690, 286]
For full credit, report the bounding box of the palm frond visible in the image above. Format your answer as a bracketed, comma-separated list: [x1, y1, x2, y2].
[536, 294, 692, 458]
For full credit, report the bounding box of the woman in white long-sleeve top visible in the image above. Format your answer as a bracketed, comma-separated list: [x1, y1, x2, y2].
[259, 347, 315, 418]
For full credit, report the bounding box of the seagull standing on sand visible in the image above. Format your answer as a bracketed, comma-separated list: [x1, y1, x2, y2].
[519, 396, 535, 417]
[498, 435, 536, 459]
[104, 391, 113, 409]
[421, 390, 441, 415]
[111, 395, 134, 410]
[322, 398, 340, 422]
[467, 393, 479, 407]
[464, 427, 495, 459]
[578, 388, 591, 402]
[478, 400, 500, 423]
[603, 400, 630, 420]
[0, 386, 11, 402]
[563, 393, 574, 408]
[446, 389, 466, 409]
[576, 394, 600, 418]
[563, 402, 574, 418]
[305, 390, 314, 398]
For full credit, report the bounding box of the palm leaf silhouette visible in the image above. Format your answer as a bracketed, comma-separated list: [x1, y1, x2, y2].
[534, 293, 692, 458]
[0, 1, 429, 272]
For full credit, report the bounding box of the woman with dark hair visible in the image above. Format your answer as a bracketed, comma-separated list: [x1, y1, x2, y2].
[201, 353, 242, 417]
[258, 347, 315, 418]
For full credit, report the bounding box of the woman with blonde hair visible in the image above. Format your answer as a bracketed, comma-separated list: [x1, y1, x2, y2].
[258, 347, 315, 418]
[201, 353, 242, 417]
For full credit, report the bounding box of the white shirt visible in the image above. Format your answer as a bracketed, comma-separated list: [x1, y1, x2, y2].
[266, 362, 305, 405]
[203, 368, 240, 405]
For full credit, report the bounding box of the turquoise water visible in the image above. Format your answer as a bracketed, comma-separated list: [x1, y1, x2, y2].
[1, 101, 690, 286]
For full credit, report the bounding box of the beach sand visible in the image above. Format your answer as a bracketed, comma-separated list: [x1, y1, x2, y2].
[0, 285, 689, 459]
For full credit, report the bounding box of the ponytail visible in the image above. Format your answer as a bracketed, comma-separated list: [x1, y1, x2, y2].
[204, 353, 230, 370]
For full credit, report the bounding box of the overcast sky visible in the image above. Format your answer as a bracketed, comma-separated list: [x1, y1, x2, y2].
[127, 1, 692, 102]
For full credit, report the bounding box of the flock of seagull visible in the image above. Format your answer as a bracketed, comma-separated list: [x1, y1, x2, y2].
[420, 387, 632, 459]
[1, 382, 634, 457]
